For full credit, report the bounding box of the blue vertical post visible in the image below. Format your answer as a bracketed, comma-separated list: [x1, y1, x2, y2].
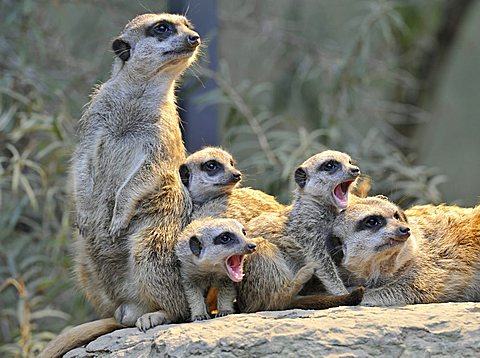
[169, 0, 219, 152]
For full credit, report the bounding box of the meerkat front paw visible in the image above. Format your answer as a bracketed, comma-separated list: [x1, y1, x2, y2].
[215, 310, 233, 318]
[136, 311, 170, 332]
[192, 314, 210, 321]
[109, 212, 129, 239]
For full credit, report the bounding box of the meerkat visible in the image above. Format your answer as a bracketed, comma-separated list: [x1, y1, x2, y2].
[179, 146, 284, 223]
[71, 13, 200, 322]
[247, 150, 361, 296]
[176, 218, 257, 321]
[330, 196, 480, 306]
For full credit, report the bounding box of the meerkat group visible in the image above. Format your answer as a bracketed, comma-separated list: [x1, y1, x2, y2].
[41, 11, 480, 358]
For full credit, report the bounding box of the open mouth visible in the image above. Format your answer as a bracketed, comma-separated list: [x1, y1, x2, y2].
[376, 238, 406, 252]
[332, 180, 354, 209]
[225, 255, 245, 282]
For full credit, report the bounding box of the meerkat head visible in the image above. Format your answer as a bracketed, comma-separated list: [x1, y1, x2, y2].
[330, 196, 415, 282]
[111, 13, 200, 80]
[294, 150, 360, 210]
[176, 218, 256, 282]
[179, 147, 242, 205]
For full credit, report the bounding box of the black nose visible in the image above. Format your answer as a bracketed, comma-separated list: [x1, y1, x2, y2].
[232, 172, 242, 182]
[350, 166, 360, 177]
[246, 243, 256, 253]
[186, 34, 200, 48]
[397, 226, 410, 238]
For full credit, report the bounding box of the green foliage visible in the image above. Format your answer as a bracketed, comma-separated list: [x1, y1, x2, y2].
[206, 0, 446, 205]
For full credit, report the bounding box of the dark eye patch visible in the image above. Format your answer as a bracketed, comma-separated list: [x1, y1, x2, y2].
[319, 160, 339, 173]
[213, 232, 238, 245]
[146, 20, 176, 39]
[356, 215, 386, 231]
[201, 160, 223, 177]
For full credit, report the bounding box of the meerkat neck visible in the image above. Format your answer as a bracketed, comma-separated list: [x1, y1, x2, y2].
[291, 193, 337, 222]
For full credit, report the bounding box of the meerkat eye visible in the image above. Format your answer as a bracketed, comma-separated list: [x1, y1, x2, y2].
[242, 228, 247, 236]
[230, 160, 235, 167]
[153, 22, 170, 34]
[349, 159, 353, 165]
[320, 160, 339, 172]
[393, 212, 401, 220]
[219, 233, 232, 244]
[360, 215, 385, 229]
[202, 160, 218, 171]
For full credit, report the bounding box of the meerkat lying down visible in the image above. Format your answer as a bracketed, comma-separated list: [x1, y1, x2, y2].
[330, 196, 480, 306]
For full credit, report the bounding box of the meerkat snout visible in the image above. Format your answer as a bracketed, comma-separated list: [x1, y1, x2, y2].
[245, 243, 256, 253]
[186, 34, 201, 49]
[395, 226, 411, 241]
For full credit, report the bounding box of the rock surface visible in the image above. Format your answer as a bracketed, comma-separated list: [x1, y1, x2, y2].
[65, 303, 480, 357]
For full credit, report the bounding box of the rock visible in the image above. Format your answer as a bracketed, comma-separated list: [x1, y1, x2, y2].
[64, 303, 480, 357]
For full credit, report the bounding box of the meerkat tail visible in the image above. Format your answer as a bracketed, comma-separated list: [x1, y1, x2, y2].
[288, 286, 365, 310]
[39, 318, 123, 358]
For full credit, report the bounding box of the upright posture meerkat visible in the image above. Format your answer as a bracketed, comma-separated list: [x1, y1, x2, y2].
[180, 147, 284, 222]
[176, 218, 257, 321]
[247, 150, 361, 296]
[71, 13, 200, 320]
[330, 196, 480, 305]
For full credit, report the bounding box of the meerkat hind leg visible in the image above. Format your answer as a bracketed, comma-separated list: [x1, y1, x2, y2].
[136, 310, 171, 332]
[114, 302, 149, 327]
[215, 280, 236, 318]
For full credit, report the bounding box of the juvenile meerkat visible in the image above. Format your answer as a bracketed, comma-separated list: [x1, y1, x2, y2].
[179, 147, 284, 223]
[330, 196, 480, 306]
[176, 218, 257, 321]
[247, 150, 361, 296]
[71, 13, 199, 321]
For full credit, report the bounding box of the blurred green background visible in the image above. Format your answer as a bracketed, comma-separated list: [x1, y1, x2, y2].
[0, 0, 479, 356]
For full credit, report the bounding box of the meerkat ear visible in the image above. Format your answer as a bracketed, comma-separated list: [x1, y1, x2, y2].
[112, 38, 131, 61]
[294, 167, 307, 188]
[375, 195, 389, 201]
[325, 231, 344, 266]
[189, 236, 202, 257]
[179, 164, 190, 187]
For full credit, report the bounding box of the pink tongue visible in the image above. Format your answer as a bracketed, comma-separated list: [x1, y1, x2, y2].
[227, 255, 244, 282]
[334, 184, 348, 207]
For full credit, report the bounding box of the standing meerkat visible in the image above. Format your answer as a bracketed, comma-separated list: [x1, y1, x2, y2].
[247, 150, 361, 296]
[330, 196, 480, 306]
[179, 147, 284, 222]
[176, 218, 257, 321]
[71, 13, 200, 320]
[42, 14, 200, 357]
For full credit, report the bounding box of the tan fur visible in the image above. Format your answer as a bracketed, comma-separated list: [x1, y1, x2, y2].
[333, 197, 480, 305]
[246, 151, 361, 296]
[180, 146, 284, 223]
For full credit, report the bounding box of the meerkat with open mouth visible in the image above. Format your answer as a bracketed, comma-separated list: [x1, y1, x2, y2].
[176, 218, 256, 321]
[247, 150, 361, 297]
[330, 196, 480, 305]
